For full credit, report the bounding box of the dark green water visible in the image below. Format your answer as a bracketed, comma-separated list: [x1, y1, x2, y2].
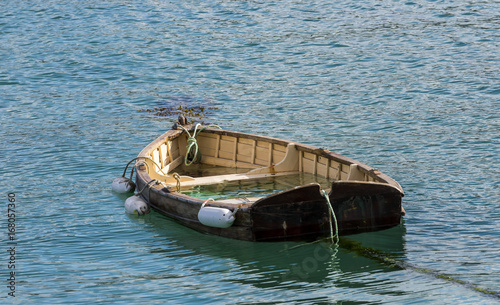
[1, 0, 499, 304]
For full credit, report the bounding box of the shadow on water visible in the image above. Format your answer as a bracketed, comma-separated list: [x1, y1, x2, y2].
[134, 212, 500, 300]
[136, 211, 407, 288]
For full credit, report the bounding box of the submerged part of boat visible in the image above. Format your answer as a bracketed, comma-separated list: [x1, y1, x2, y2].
[130, 120, 405, 242]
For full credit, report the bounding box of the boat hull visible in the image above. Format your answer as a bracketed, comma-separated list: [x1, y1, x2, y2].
[134, 125, 404, 242]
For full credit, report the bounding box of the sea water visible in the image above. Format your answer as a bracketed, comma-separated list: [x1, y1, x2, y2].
[1, 0, 499, 304]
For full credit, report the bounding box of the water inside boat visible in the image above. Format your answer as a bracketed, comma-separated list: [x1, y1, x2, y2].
[174, 163, 332, 201]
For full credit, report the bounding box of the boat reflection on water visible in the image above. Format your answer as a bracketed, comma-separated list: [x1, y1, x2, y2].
[135, 211, 407, 288]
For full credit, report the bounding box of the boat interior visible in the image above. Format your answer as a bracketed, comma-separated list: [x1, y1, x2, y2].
[139, 128, 393, 203]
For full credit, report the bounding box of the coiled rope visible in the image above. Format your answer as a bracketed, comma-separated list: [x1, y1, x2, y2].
[177, 123, 221, 166]
[321, 189, 339, 244]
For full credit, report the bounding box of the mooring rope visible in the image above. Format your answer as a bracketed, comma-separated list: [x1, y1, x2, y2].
[338, 237, 500, 300]
[321, 189, 339, 244]
[280, 235, 500, 299]
[177, 123, 221, 166]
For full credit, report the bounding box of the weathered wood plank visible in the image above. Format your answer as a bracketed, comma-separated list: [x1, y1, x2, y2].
[164, 171, 300, 188]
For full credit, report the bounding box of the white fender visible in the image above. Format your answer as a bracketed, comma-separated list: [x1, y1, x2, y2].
[112, 176, 136, 193]
[124, 195, 150, 215]
[198, 205, 236, 228]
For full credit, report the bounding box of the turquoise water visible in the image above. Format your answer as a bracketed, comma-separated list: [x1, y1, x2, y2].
[176, 164, 332, 201]
[1, 0, 499, 304]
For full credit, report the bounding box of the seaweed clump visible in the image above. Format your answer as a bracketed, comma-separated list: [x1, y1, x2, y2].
[139, 97, 218, 124]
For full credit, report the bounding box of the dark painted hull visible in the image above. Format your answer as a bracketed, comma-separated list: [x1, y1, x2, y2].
[136, 173, 403, 242]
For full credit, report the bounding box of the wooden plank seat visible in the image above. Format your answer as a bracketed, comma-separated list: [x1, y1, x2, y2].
[163, 171, 300, 189]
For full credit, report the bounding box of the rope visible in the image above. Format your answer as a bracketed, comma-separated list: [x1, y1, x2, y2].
[172, 173, 181, 192]
[201, 198, 214, 208]
[122, 156, 166, 177]
[136, 179, 160, 196]
[177, 123, 221, 166]
[321, 189, 339, 244]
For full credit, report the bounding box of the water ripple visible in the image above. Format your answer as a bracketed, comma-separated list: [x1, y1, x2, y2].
[2, 0, 499, 304]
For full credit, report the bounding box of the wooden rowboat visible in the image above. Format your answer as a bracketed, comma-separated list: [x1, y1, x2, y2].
[134, 120, 405, 242]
